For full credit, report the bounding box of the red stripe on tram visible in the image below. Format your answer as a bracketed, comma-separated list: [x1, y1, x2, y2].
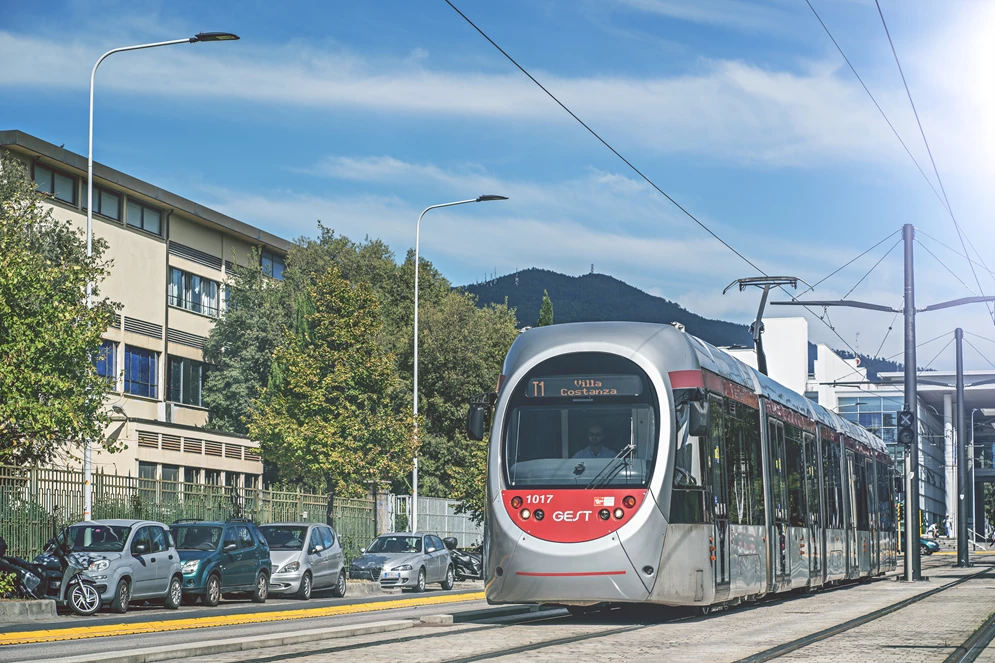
[668, 370, 704, 389]
[515, 571, 627, 577]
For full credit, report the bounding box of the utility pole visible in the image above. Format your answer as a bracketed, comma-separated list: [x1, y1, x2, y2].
[956, 328, 968, 566]
[902, 224, 921, 581]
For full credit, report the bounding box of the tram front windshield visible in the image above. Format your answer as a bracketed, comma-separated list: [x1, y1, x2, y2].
[503, 354, 658, 488]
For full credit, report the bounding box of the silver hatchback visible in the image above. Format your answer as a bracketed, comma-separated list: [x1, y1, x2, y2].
[259, 523, 345, 600]
[349, 532, 454, 592]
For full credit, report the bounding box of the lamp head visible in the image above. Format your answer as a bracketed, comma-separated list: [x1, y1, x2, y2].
[191, 32, 240, 43]
[476, 195, 508, 203]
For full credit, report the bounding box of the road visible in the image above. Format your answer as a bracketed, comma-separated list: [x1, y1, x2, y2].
[8, 558, 995, 662]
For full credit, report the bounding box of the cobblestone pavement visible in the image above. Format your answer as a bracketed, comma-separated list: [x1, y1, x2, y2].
[167, 558, 995, 663]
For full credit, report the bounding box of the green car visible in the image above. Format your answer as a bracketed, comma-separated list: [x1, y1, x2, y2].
[170, 519, 272, 606]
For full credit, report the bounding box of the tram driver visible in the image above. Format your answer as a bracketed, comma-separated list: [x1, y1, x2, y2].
[572, 424, 616, 459]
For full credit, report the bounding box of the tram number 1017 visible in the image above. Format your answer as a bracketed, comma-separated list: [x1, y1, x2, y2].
[525, 494, 553, 505]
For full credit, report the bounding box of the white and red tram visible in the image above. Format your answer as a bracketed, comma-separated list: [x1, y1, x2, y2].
[467, 322, 897, 610]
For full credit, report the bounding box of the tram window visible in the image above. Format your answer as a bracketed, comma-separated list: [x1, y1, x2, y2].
[876, 461, 893, 529]
[671, 390, 708, 523]
[856, 457, 870, 530]
[822, 437, 843, 529]
[504, 405, 657, 487]
[726, 401, 764, 525]
[803, 433, 820, 529]
[784, 424, 806, 528]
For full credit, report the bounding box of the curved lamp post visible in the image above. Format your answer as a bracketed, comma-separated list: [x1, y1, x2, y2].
[83, 32, 239, 520]
[412, 195, 507, 531]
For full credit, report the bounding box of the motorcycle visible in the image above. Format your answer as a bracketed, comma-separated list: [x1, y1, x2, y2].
[443, 537, 483, 581]
[3, 530, 102, 615]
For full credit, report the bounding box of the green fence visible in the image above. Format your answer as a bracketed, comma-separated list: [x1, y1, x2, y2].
[0, 465, 374, 563]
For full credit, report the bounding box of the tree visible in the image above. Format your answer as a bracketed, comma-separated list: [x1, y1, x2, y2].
[536, 289, 553, 327]
[202, 255, 289, 435]
[0, 153, 119, 465]
[248, 267, 413, 496]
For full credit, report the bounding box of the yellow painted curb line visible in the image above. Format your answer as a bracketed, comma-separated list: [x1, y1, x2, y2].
[0, 591, 486, 646]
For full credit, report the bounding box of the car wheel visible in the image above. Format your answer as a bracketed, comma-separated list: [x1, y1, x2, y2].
[110, 579, 130, 614]
[441, 565, 455, 591]
[921, 545, 932, 556]
[331, 571, 346, 598]
[164, 576, 183, 610]
[252, 572, 269, 603]
[204, 574, 221, 607]
[415, 568, 426, 593]
[69, 582, 101, 616]
[296, 572, 312, 600]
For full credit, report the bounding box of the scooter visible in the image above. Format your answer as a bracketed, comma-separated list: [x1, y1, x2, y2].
[443, 537, 483, 581]
[15, 530, 103, 615]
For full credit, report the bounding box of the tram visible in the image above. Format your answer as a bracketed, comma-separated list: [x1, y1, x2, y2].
[467, 322, 897, 610]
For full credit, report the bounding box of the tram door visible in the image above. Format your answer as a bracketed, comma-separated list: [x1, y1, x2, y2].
[866, 458, 878, 574]
[845, 450, 859, 576]
[707, 395, 730, 597]
[767, 420, 790, 588]
[803, 433, 821, 581]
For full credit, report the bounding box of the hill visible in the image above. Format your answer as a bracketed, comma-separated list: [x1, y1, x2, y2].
[461, 268, 900, 381]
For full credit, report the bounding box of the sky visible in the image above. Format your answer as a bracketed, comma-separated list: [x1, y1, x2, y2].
[2, 0, 995, 372]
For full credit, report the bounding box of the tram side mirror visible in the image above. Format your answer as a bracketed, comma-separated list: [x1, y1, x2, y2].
[689, 400, 709, 437]
[466, 403, 487, 441]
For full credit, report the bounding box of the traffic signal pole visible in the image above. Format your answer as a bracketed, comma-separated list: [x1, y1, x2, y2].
[903, 224, 921, 581]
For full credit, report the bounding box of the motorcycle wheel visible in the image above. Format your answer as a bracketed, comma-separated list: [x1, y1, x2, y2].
[69, 581, 101, 616]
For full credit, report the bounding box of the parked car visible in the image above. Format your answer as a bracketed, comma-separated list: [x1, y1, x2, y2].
[59, 519, 184, 614]
[921, 537, 940, 556]
[349, 532, 454, 592]
[259, 523, 346, 600]
[170, 519, 271, 606]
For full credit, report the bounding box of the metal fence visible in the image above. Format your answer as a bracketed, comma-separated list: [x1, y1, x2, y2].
[0, 465, 373, 563]
[389, 495, 483, 547]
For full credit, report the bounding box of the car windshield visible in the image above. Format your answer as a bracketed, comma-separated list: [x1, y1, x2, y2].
[367, 536, 422, 554]
[259, 525, 308, 550]
[171, 525, 223, 551]
[68, 524, 131, 552]
[502, 353, 658, 489]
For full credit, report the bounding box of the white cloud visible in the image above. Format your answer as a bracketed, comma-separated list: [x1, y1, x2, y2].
[612, 0, 795, 34]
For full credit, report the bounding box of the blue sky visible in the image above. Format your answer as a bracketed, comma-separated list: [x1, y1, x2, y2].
[2, 0, 994, 370]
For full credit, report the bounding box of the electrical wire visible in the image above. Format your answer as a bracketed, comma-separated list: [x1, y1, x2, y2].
[445, 0, 899, 376]
[829, 328, 955, 385]
[797, 229, 900, 297]
[915, 230, 995, 281]
[804, 0, 949, 214]
[965, 332, 995, 346]
[842, 237, 902, 299]
[874, 0, 995, 324]
[963, 338, 995, 371]
[915, 238, 978, 296]
[919, 338, 953, 376]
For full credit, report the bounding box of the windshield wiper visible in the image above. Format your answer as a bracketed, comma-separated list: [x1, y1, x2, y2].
[585, 443, 636, 490]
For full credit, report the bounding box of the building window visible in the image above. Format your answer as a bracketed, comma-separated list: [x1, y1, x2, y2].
[168, 356, 204, 407]
[204, 469, 221, 486]
[261, 250, 285, 280]
[183, 467, 200, 485]
[33, 164, 76, 205]
[124, 346, 158, 398]
[169, 267, 220, 317]
[94, 339, 117, 384]
[126, 199, 162, 236]
[83, 186, 122, 221]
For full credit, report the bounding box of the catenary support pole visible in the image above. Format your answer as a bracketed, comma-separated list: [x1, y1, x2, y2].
[956, 328, 969, 566]
[903, 223, 921, 581]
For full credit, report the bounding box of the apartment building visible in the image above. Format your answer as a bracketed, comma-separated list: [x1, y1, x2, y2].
[1, 130, 290, 490]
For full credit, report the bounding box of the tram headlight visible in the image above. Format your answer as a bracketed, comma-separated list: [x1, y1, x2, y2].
[613, 508, 625, 520]
[533, 509, 544, 521]
[520, 508, 531, 520]
[511, 496, 523, 509]
[623, 495, 636, 509]
[598, 509, 610, 521]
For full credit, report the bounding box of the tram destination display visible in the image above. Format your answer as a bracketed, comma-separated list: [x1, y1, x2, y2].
[525, 374, 643, 398]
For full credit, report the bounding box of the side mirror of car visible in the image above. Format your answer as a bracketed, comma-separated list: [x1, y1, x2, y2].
[311, 544, 324, 554]
[133, 543, 148, 555]
[359, 548, 366, 555]
[224, 542, 237, 552]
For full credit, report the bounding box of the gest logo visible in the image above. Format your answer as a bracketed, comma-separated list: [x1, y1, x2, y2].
[552, 510, 592, 522]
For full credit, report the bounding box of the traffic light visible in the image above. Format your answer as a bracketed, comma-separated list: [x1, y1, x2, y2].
[898, 410, 916, 448]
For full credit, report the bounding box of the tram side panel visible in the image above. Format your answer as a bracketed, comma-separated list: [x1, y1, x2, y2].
[822, 429, 848, 582]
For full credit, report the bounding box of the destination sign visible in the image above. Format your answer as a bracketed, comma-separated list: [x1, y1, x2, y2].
[525, 375, 643, 398]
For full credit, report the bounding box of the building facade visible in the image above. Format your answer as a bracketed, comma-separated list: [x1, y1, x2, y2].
[2, 130, 291, 490]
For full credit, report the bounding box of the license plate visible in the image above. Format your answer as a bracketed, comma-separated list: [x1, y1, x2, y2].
[381, 572, 400, 579]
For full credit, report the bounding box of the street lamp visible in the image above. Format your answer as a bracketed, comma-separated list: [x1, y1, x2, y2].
[83, 32, 239, 521]
[411, 195, 507, 531]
